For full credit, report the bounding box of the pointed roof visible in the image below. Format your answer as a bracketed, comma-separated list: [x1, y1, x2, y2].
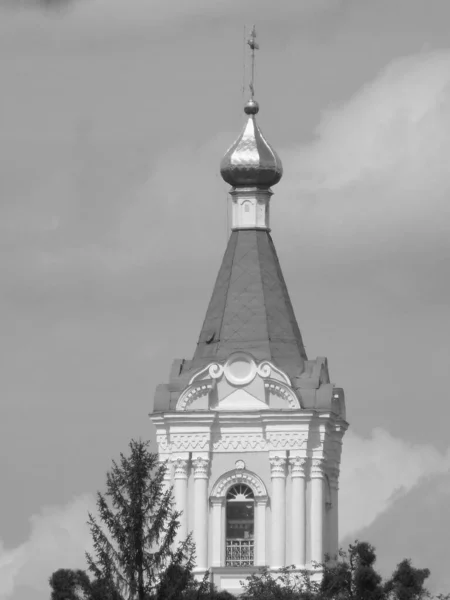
[190, 229, 307, 379]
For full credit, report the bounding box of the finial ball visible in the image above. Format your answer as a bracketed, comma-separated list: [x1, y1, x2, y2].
[244, 99, 259, 115]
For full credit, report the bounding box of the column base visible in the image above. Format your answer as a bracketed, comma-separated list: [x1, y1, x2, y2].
[193, 568, 210, 582]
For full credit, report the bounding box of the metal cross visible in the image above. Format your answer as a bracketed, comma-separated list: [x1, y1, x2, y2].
[247, 25, 259, 99]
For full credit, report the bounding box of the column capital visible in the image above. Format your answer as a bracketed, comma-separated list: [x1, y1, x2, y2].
[172, 456, 189, 480]
[269, 455, 287, 478]
[289, 455, 308, 478]
[192, 456, 210, 480]
[310, 458, 326, 479]
[210, 495, 224, 507]
[328, 466, 340, 489]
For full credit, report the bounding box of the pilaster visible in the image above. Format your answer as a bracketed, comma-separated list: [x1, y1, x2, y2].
[269, 452, 287, 569]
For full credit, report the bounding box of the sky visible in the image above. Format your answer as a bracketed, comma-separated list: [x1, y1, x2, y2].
[1, 0, 450, 598]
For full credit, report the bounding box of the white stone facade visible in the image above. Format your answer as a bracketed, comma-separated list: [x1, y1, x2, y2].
[150, 351, 347, 594]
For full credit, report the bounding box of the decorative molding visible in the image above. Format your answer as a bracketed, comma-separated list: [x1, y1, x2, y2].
[264, 381, 300, 408]
[269, 456, 287, 478]
[235, 460, 245, 470]
[267, 432, 307, 450]
[289, 456, 308, 478]
[212, 433, 267, 452]
[172, 457, 189, 480]
[192, 456, 210, 480]
[310, 458, 326, 479]
[170, 433, 210, 452]
[257, 361, 291, 385]
[176, 384, 212, 411]
[211, 469, 268, 498]
[156, 433, 170, 452]
[211, 431, 307, 452]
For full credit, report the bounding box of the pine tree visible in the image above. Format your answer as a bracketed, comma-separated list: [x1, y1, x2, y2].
[85, 439, 195, 600]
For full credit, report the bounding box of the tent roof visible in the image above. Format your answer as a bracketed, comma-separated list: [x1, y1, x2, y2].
[189, 229, 307, 379]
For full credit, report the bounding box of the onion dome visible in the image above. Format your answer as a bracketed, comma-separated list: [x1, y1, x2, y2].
[220, 99, 283, 189]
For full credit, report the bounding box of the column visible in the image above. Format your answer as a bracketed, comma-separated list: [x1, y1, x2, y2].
[289, 456, 307, 567]
[192, 455, 210, 574]
[269, 453, 287, 569]
[255, 497, 267, 566]
[310, 458, 325, 568]
[329, 468, 340, 562]
[210, 497, 223, 567]
[172, 455, 189, 546]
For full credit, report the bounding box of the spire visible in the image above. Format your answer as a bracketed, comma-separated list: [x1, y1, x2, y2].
[220, 27, 283, 230]
[191, 29, 306, 379]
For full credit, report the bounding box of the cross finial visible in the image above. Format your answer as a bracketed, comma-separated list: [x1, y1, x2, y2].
[247, 25, 259, 99]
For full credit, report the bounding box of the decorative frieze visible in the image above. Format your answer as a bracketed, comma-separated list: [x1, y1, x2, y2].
[170, 433, 210, 452]
[212, 433, 267, 452]
[267, 432, 307, 450]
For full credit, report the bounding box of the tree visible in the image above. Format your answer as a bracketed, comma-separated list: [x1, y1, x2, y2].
[320, 542, 384, 600]
[85, 439, 195, 600]
[241, 565, 320, 600]
[49, 568, 91, 600]
[384, 559, 430, 600]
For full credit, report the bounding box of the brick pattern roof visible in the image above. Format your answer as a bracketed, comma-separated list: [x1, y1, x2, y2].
[191, 230, 307, 379]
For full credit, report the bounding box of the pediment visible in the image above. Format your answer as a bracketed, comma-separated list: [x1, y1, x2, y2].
[217, 388, 268, 411]
[176, 352, 301, 411]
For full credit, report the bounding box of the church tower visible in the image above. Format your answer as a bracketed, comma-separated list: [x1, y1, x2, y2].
[150, 28, 348, 595]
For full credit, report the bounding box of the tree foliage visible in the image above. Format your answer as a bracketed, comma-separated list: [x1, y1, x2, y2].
[241, 541, 437, 600]
[85, 438, 195, 600]
[49, 568, 91, 600]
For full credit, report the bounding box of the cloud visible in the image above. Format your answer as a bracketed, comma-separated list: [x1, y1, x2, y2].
[0, 0, 342, 21]
[279, 50, 450, 256]
[349, 471, 450, 594]
[339, 428, 450, 540]
[0, 429, 450, 600]
[0, 495, 95, 600]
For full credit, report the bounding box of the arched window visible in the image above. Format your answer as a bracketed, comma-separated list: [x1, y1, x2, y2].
[225, 484, 254, 566]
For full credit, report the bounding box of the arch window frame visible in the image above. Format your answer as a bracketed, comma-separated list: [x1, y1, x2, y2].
[210, 469, 268, 568]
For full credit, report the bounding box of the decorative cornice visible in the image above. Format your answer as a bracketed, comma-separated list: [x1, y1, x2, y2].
[269, 456, 287, 478]
[211, 468, 268, 498]
[192, 456, 210, 480]
[289, 456, 308, 478]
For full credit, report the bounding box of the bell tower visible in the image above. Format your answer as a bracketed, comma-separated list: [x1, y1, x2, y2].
[150, 28, 348, 594]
